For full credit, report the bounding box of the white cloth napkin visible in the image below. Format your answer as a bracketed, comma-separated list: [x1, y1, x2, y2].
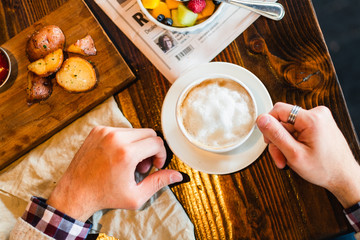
[0, 97, 194, 240]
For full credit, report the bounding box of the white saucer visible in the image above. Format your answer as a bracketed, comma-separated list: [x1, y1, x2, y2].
[161, 62, 273, 174]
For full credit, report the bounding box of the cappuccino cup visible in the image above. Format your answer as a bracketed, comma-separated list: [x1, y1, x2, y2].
[176, 74, 257, 153]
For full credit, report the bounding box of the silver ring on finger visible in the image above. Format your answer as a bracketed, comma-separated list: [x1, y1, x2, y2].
[287, 105, 301, 125]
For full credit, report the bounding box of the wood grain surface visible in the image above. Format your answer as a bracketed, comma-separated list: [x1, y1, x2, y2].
[1, 0, 360, 239]
[0, 0, 135, 169]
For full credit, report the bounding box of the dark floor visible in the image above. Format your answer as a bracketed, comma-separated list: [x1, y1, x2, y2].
[312, 0, 360, 139]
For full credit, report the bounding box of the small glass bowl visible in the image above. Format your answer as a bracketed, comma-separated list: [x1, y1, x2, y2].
[0, 47, 11, 89]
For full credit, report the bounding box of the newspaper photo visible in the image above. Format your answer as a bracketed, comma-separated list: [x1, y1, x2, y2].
[95, 0, 273, 83]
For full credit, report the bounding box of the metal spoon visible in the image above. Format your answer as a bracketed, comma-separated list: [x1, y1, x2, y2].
[179, 0, 285, 21]
[220, 0, 285, 21]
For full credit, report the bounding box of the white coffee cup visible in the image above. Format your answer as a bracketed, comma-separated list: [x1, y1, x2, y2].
[176, 74, 257, 153]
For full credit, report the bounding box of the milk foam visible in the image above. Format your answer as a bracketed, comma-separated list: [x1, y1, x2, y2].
[179, 78, 256, 149]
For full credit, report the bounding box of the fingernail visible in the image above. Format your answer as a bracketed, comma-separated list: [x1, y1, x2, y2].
[170, 172, 183, 183]
[169, 172, 190, 188]
[257, 114, 270, 129]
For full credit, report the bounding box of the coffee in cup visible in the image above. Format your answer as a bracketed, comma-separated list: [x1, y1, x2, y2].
[176, 75, 257, 152]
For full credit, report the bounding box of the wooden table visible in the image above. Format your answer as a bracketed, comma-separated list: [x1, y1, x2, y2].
[1, 0, 359, 239]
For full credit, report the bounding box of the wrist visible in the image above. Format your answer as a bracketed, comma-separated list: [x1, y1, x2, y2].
[328, 160, 360, 208]
[47, 183, 96, 222]
[332, 186, 360, 209]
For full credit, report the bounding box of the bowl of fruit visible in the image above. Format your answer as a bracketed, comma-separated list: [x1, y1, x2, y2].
[138, 0, 223, 32]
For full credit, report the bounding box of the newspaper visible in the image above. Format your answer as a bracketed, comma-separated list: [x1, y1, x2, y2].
[95, 0, 273, 83]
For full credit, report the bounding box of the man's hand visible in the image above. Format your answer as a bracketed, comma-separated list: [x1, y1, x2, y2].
[47, 127, 183, 222]
[256, 102, 360, 208]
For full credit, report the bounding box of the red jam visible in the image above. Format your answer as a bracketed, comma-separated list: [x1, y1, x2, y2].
[0, 50, 10, 86]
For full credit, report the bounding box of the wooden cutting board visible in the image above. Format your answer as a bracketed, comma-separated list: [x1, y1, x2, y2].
[0, 0, 135, 169]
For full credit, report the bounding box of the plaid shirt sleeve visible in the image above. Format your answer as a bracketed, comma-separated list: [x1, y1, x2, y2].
[344, 202, 360, 232]
[21, 196, 92, 240]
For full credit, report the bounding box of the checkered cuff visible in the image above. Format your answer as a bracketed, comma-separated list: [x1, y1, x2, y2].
[22, 196, 92, 240]
[344, 202, 360, 232]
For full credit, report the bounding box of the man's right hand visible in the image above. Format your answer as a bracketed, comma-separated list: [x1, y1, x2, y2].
[47, 127, 183, 222]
